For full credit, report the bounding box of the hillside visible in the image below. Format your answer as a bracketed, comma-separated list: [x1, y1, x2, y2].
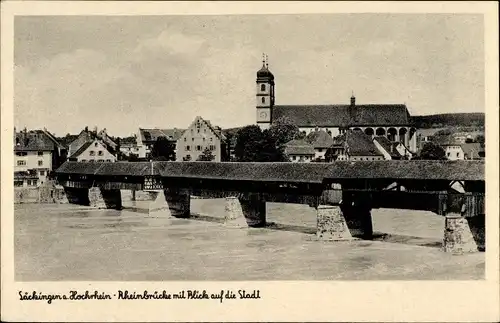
[410, 113, 484, 128]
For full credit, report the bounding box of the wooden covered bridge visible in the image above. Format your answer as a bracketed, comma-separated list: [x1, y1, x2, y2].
[54, 160, 485, 253]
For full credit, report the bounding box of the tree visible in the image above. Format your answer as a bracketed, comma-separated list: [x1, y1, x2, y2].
[415, 142, 447, 160]
[234, 125, 286, 162]
[197, 147, 215, 161]
[151, 137, 176, 161]
[268, 117, 301, 148]
[475, 134, 485, 147]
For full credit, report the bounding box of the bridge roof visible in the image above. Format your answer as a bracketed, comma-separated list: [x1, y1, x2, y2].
[55, 160, 484, 182]
[160, 162, 332, 183]
[56, 161, 162, 176]
[322, 160, 484, 181]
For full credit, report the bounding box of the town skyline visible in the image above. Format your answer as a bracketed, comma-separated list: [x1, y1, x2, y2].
[15, 14, 484, 137]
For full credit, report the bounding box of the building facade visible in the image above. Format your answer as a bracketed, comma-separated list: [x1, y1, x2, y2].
[284, 139, 315, 162]
[68, 139, 117, 162]
[255, 59, 418, 152]
[176, 116, 227, 162]
[137, 128, 185, 159]
[14, 129, 65, 186]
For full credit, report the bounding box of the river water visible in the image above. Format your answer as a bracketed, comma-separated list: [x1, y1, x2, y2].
[15, 199, 484, 281]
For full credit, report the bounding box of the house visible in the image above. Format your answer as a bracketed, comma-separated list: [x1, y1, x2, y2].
[176, 116, 227, 162]
[118, 136, 140, 158]
[284, 139, 315, 162]
[67, 138, 117, 162]
[14, 128, 66, 186]
[460, 143, 483, 160]
[306, 130, 334, 161]
[137, 128, 185, 159]
[373, 136, 412, 160]
[67, 127, 117, 158]
[254, 57, 418, 152]
[441, 143, 465, 160]
[14, 170, 39, 188]
[326, 130, 384, 161]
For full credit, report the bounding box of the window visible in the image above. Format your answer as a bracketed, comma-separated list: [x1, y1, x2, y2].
[261, 97, 265, 104]
[457, 152, 460, 158]
[94, 142, 98, 147]
[261, 84, 266, 91]
[81, 159, 87, 162]
[192, 138, 194, 142]
[447, 152, 450, 157]
[293, 156, 297, 160]
[89, 160, 95, 163]
[106, 159, 111, 162]
[90, 150, 95, 156]
[17, 160, 26, 166]
[40, 170, 45, 176]
[318, 149, 322, 152]
[186, 145, 191, 151]
[203, 137, 206, 142]
[184, 138, 187, 142]
[16, 152, 27, 156]
[98, 151, 103, 156]
[210, 137, 213, 142]
[14, 180, 23, 187]
[38, 151, 44, 156]
[97, 159, 104, 162]
[196, 145, 202, 151]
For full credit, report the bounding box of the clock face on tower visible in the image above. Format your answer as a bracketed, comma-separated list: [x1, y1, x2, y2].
[260, 111, 268, 119]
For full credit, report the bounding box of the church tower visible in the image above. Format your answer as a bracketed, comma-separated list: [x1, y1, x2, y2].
[256, 54, 275, 130]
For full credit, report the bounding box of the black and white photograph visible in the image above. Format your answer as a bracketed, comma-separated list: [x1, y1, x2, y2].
[1, 1, 498, 322]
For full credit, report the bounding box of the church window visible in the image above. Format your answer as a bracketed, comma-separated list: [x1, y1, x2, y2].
[261, 84, 266, 91]
[261, 97, 265, 104]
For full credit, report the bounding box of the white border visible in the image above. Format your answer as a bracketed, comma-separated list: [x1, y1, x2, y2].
[1, 2, 499, 322]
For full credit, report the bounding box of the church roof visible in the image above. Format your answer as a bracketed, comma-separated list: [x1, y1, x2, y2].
[256, 65, 274, 81]
[272, 104, 410, 127]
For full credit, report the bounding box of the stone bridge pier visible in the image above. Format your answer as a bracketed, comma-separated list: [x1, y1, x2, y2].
[148, 188, 191, 218]
[442, 193, 485, 254]
[224, 193, 266, 228]
[88, 187, 122, 209]
[316, 191, 373, 240]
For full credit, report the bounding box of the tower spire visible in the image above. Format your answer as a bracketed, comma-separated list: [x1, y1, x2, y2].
[262, 53, 266, 67]
[265, 54, 269, 68]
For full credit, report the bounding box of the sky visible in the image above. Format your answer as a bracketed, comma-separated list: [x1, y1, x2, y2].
[14, 14, 484, 137]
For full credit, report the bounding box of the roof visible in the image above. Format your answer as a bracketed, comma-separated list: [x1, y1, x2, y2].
[306, 130, 334, 148]
[256, 64, 274, 81]
[68, 141, 93, 159]
[14, 130, 56, 151]
[460, 143, 482, 159]
[284, 139, 315, 156]
[272, 104, 410, 127]
[68, 139, 115, 159]
[55, 160, 485, 182]
[332, 130, 383, 157]
[14, 171, 38, 179]
[139, 128, 185, 143]
[373, 136, 402, 158]
[119, 136, 137, 145]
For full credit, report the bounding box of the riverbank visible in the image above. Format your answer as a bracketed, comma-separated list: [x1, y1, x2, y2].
[14, 201, 484, 281]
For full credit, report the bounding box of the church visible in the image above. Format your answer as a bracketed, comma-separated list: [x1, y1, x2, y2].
[255, 57, 418, 152]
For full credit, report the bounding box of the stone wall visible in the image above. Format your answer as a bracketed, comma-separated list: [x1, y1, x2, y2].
[14, 181, 68, 204]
